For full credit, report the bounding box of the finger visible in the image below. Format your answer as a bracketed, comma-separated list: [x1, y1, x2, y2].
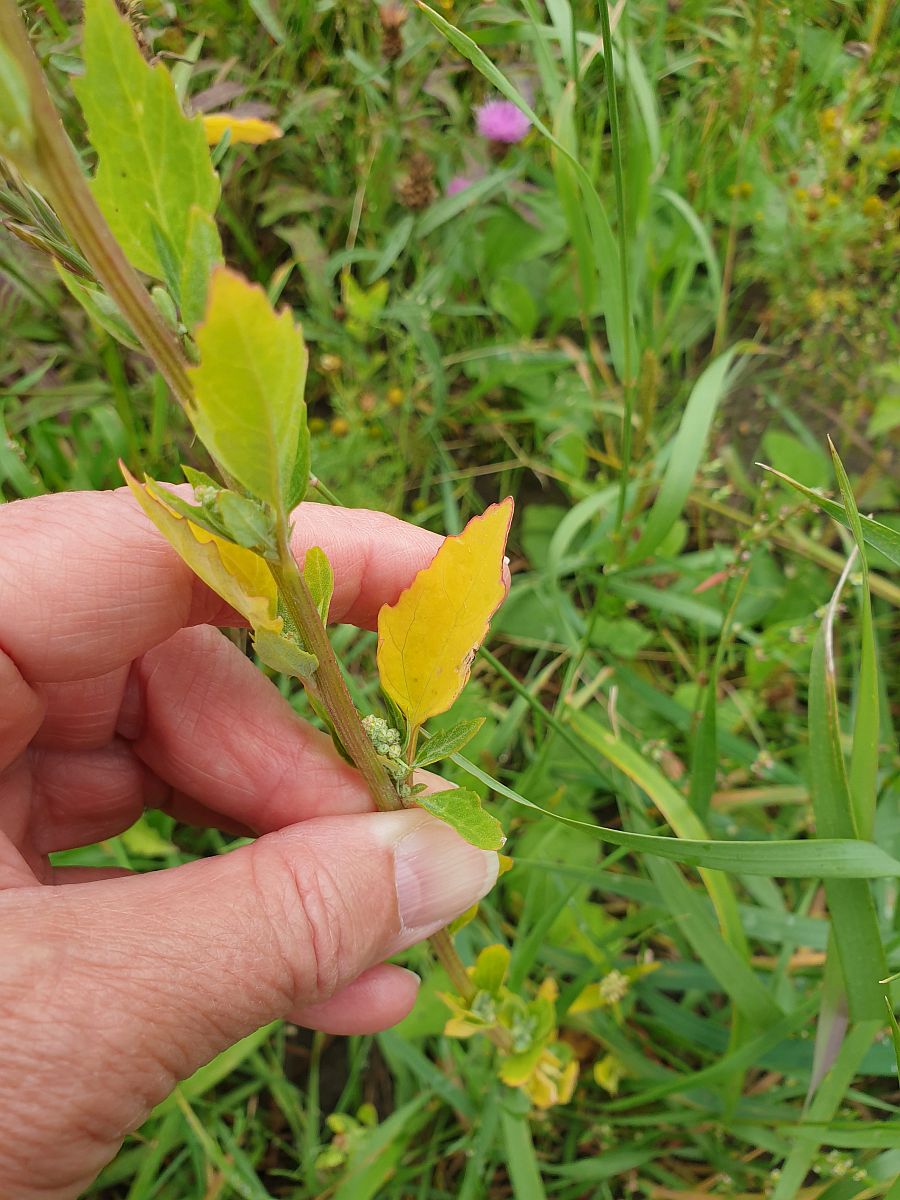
[1, 811, 497, 1197]
[289, 964, 420, 1035]
[26, 741, 145, 854]
[30, 666, 129, 751]
[0, 648, 45, 769]
[0, 490, 441, 684]
[48, 866, 134, 884]
[129, 625, 377, 831]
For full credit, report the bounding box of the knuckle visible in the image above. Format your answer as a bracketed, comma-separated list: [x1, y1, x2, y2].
[251, 839, 348, 1005]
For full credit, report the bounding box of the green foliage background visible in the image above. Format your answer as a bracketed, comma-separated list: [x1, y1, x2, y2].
[1, 0, 898, 1195]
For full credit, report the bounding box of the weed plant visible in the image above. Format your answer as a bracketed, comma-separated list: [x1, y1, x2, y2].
[1, 1, 898, 1196]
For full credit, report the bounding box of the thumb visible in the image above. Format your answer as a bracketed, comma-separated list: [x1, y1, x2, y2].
[1, 811, 497, 1199]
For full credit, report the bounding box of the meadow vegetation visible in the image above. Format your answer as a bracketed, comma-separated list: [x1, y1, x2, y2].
[1, 0, 898, 1195]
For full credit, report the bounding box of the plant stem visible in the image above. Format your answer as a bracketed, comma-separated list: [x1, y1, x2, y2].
[0, 0, 193, 410]
[271, 536, 403, 816]
[430, 928, 476, 1003]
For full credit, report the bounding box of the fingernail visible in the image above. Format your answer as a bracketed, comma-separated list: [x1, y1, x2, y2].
[391, 817, 498, 945]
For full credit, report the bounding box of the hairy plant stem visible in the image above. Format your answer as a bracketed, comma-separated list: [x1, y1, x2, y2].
[0, 0, 193, 410]
[271, 532, 403, 817]
[2, 0, 486, 1015]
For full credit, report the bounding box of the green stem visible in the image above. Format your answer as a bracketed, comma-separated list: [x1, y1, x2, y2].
[271, 536, 402, 816]
[597, 0, 635, 534]
[0, 0, 193, 410]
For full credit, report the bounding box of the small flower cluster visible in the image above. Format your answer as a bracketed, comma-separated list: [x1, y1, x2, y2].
[361, 713, 410, 786]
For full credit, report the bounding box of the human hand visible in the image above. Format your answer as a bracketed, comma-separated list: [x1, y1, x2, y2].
[0, 490, 499, 1200]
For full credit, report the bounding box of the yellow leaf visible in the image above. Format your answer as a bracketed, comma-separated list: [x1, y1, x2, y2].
[202, 113, 284, 146]
[593, 1053, 627, 1096]
[376, 498, 513, 730]
[123, 467, 278, 632]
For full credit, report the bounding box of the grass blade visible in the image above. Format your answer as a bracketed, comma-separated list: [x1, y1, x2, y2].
[808, 553, 888, 1020]
[501, 1110, 547, 1200]
[451, 751, 900, 877]
[758, 463, 900, 571]
[627, 348, 739, 562]
[773, 1020, 881, 1199]
[830, 441, 880, 837]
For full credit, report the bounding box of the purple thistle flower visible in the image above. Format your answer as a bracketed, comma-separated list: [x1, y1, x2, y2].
[446, 175, 473, 196]
[475, 99, 531, 145]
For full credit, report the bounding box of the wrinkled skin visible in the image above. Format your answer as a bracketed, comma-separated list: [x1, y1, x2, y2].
[0, 491, 497, 1200]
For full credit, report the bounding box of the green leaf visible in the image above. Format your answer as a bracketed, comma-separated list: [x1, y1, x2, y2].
[489, 277, 538, 338]
[253, 627, 318, 680]
[886, 998, 900, 1084]
[570, 710, 752, 962]
[342, 270, 389, 340]
[0, 39, 34, 167]
[500, 1111, 547, 1200]
[120, 812, 174, 859]
[180, 206, 222, 329]
[830, 442, 880, 839]
[160, 481, 277, 557]
[471, 943, 510, 995]
[74, 0, 221, 292]
[303, 546, 334, 625]
[187, 267, 309, 514]
[757, 464, 900, 569]
[416, 787, 505, 852]
[808, 556, 888, 1021]
[56, 267, 140, 349]
[414, 718, 486, 768]
[627, 348, 739, 563]
[762, 429, 830, 489]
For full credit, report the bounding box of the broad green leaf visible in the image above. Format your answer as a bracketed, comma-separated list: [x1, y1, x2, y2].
[202, 113, 283, 146]
[0, 39, 34, 167]
[758, 464, 900, 569]
[377, 499, 513, 730]
[303, 546, 333, 624]
[74, 0, 222, 300]
[414, 718, 486, 768]
[187, 267, 309, 514]
[627, 348, 739, 563]
[416, 787, 505, 851]
[808, 557, 887, 1020]
[253, 627, 317, 679]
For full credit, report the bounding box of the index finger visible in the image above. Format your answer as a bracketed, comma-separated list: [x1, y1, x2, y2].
[0, 489, 442, 683]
